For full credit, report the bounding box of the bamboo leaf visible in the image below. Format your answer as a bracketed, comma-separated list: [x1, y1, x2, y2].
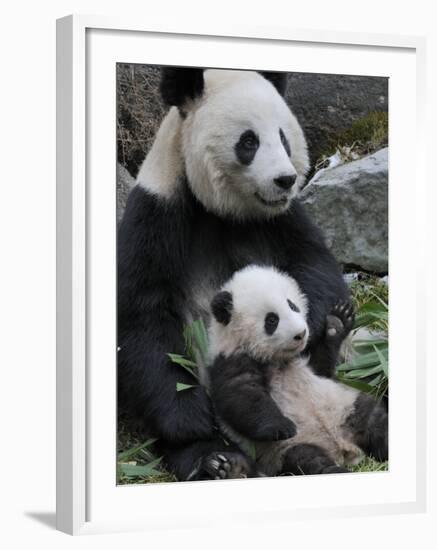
[168, 353, 200, 380]
[367, 290, 388, 310]
[337, 350, 384, 372]
[167, 353, 198, 368]
[118, 457, 163, 478]
[352, 338, 387, 348]
[358, 301, 387, 314]
[117, 438, 157, 462]
[343, 364, 383, 379]
[176, 382, 197, 392]
[373, 344, 389, 377]
[191, 319, 209, 361]
[368, 373, 384, 387]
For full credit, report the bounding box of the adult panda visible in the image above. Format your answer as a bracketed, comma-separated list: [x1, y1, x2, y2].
[117, 67, 350, 481]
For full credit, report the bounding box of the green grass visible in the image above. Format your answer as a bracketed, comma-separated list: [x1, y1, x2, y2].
[117, 419, 177, 485]
[349, 272, 388, 312]
[117, 273, 389, 483]
[315, 111, 388, 171]
[349, 457, 388, 473]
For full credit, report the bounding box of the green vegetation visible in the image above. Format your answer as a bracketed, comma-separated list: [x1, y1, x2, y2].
[117, 423, 176, 484]
[349, 456, 388, 473]
[117, 273, 389, 483]
[315, 111, 388, 170]
[339, 274, 389, 401]
[168, 319, 209, 391]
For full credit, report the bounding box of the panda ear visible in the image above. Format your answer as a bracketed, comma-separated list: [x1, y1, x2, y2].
[259, 71, 288, 97]
[211, 291, 233, 326]
[160, 67, 205, 108]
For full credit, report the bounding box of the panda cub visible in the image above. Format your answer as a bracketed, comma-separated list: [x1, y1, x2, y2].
[207, 265, 388, 477]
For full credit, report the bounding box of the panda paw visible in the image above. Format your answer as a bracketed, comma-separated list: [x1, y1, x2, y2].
[252, 417, 297, 441]
[326, 300, 355, 340]
[190, 451, 255, 481]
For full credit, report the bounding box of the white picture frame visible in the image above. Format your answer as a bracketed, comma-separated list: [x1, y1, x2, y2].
[56, 14, 427, 535]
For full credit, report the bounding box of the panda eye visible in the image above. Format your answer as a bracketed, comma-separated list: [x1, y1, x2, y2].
[235, 130, 260, 166]
[264, 312, 280, 335]
[287, 299, 300, 313]
[241, 131, 259, 149]
[279, 128, 291, 157]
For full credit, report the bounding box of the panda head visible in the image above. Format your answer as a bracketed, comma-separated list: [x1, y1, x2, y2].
[159, 67, 309, 219]
[208, 265, 309, 362]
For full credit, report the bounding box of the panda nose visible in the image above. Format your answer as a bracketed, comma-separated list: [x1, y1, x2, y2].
[274, 175, 297, 191]
[294, 329, 306, 341]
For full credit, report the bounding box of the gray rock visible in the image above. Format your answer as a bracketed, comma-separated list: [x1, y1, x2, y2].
[300, 148, 388, 273]
[117, 163, 135, 222]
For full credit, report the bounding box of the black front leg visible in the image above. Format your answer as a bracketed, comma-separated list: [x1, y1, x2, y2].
[210, 353, 297, 441]
[310, 300, 355, 378]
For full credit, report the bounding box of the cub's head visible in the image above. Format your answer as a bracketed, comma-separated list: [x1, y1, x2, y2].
[208, 265, 309, 362]
[159, 67, 309, 219]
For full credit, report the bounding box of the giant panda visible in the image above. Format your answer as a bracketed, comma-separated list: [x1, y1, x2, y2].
[117, 67, 351, 481]
[207, 265, 388, 477]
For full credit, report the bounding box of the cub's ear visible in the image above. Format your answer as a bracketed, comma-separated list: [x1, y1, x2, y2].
[211, 291, 233, 326]
[160, 67, 205, 108]
[259, 71, 288, 97]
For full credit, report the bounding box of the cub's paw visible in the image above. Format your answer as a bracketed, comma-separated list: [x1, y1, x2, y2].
[190, 451, 255, 481]
[326, 300, 355, 340]
[253, 417, 297, 441]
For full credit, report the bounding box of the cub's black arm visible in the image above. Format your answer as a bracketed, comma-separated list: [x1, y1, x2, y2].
[209, 353, 296, 441]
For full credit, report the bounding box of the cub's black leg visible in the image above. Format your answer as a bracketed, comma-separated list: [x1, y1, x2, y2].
[346, 393, 388, 462]
[159, 439, 256, 481]
[309, 300, 355, 378]
[281, 444, 349, 476]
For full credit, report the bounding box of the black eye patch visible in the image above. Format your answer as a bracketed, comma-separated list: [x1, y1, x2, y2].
[287, 299, 300, 313]
[235, 130, 259, 166]
[279, 128, 291, 157]
[264, 312, 280, 335]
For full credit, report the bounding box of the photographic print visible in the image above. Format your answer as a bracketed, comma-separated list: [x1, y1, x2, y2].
[116, 65, 388, 485]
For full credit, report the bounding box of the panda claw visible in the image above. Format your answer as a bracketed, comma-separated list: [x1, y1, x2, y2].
[193, 451, 255, 480]
[209, 459, 221, 471]
[328, 300, 355, 339]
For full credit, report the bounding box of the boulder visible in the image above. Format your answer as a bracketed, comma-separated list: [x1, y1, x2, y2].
[300, 148, 388, 273]
[117, 163, 135, 222]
